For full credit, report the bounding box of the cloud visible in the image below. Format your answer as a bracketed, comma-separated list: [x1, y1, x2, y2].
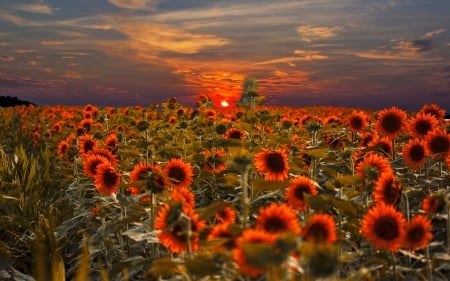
[0, 11, 26, 25]
[0, 56, 15, 62]
[293, 50, 328, 60]
[41, 40, 65, 46]
[61, 71, 83, 79]
[15, 3, 55, 15]
[423, 28, 446, 39]
[90, 85, 129, 95]
[108, 0, 158, 10]
[411, 39, 432, 52]
[297, 25, 342, 42]
[0, 72, 44, 87]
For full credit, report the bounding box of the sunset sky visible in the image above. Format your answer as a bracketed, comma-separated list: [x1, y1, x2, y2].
[0, 0, 449, 110]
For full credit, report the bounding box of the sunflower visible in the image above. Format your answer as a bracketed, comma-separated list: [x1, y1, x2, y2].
[231, 228, 278, 278]
[224, 127, 246, 140]
[359, 132, 377, 148]
[255, 203, 302, 235]
[425, 128, 450, 160]
[207, 223, 238, 251]
[129, 162, 155, 183]
[346, 110, 369, 133]
[78, 118, 94, 134]
[372, 174, 402, 205]
[419, 103, 446, 123]
[375, 106, 407, 139]
[164, 158, 194, 189]
[368, 136, 393, 158]
[57, 140, 70, 158]
[215, 206, 237, 224]
[170, 187, 196, 211]
[154, 204, 205, 254]
[360, 203, 406, 252]
[78, 134, 98, 156]
[407, 112, 438, 139]
[355, 152, 394, 184]
[201, 148, 227, 173]
[83, 154, 109, 178]
[422, 195, 445, 215]
[253, 148, 290, 181]
[302, 213, 338, 244]
[402, 138, 427, 170]
[403, 215, 433, 251]
[104, 133, 118, 154]
[88, 148, 118, 167]
[94, 162, 121, 196]
[285, 176, 319, 211]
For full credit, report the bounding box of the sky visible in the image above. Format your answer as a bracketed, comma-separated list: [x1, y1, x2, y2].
[0, 0, 449, 110]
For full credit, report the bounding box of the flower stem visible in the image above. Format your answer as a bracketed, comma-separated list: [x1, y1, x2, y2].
[241, 167, 250, 229]
[390, 251, 398, 281]
[426, 245, 433, 281]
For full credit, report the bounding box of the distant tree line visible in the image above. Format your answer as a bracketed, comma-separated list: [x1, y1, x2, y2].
[0, 96, 35, 107]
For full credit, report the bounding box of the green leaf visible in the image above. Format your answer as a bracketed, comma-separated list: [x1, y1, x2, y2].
[74, 236, 90, 281]
[304, 193, 334, 212]
[251, 178, 289, 193]
[148, 258, 180, 276]
[331, 198, 363, 218]
[304, 148, 329, 159]
[185, 252, 221, 277]
[196, 201, 233, 220]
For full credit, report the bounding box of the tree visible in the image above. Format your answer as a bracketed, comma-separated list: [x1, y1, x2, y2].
[239, 77, 264, 108]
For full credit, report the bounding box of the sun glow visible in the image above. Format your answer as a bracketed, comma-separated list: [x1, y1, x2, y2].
[220, 100, 230, 107]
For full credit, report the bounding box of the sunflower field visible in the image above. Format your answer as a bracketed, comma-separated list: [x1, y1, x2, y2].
[0, 96, 449, 281]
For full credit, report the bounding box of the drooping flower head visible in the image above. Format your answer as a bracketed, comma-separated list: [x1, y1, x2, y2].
[302, 213, 338, 244]
[83, 154, 110, 178]
[372, 174, 402, 205]
[253, 148, 290, 181]
[403, 215, 433, 251]
[376, 106, 407, 139]
[402, 138, 427, 170]
[368, 136, 393, 158]
[255, 203, 302, 235]
[164, 158, 194, 189]
[224, 127, 246, 140]
[419, 103, 446, 123]
[285, 176, 319, 211]
[94, 162, 121, 196]
[425, 128, 450, 160]
[355, 152, 394, 185]
[201, 148, 227, 174]
[360, 203, 406, 252]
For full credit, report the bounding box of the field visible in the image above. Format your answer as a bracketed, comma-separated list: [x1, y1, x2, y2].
[0, 97, 449, 281]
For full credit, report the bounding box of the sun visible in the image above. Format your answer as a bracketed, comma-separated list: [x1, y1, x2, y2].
[220, 100, 230, 107]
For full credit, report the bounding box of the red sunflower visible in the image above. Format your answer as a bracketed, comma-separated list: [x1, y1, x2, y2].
[164, 158, 194, 189]
[94, 162, 121, 196]
[104, 133, 118, 154]
[57, 140, 70, 158]
[224, 127, 246, 140]
[285, 176, 319, 211]
[419, 103, 446, 123]
[302, 213, 338, 244]
[368, 136, 393, 158]
[402, 138, 427, 170]
[407, 112, 438, 139]
[372, 173, 402, 205]
[170, 187, 196, 211]
[375, 106, 407, 139]
[215, 206, 237, 224]
[422, 195, 445, 215]
[355, 152, 394, 184]
[253, 148, 290, 181]
[360, 203, 406, 252]
[83, 154, 110, 178]
[255, 203, 302, 235]
[403, 215, 433, 251]
[346, 110, 369, 133]
[154, 204, 205, 254]
[231, 229, 278, 278]
[207, 223, 238, 251]
[425, 128, 450, 160]
[78, 134, 98, 156]
[201, 148, 227, 173]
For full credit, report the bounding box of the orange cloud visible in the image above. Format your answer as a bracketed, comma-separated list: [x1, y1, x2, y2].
[297, 25, 342, 42]
[16, 3, 55, 15]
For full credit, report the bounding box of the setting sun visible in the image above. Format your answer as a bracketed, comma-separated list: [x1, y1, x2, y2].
[220, 100, 230, 107]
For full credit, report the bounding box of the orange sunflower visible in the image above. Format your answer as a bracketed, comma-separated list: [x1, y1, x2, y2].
[207, 223, 238, 251]
[360, 203, 406, 252]
[255, 203, 302, 235]
[422, 195, 445, 215]
[83, 154, 110, 178]
[78, 134, 98, 156]
[302, 213, 338, 244]
[403, 215, 433, 251]
[368, 136, 393, 158]
[201, 148, 227, 173]
[375, 106, 407, 139]
[372, 174, 402, 205]
[130, 162, 155, 183]
[224, 127, 246, 140]
[215, 206, 237, 224]
[232, 228, 278, 278]
[407, 112, 438, 139]
[355, 152, 394, 184]
[154, 204, 205, 254]
[402, 138, 427, 170]
[94, 162, 121, 196]
[346, 110, 369, 133]
[88, 148, 118, 167]
[164, 158, 194, 189]
[57, 140, 70, 158]
[285, 176, 319, 211]
[104, 133, 118, 154]
[425, 128, 450, 160]
[253, 148, 290, 181]
[419, 103, 446, 123]
[170, 187, 196, 211]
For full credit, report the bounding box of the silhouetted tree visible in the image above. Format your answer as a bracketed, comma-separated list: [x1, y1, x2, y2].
[238, 77, 265, 108]
[0, 96, 35, 107]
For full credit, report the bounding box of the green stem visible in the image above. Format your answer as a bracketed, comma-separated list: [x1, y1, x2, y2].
[425, 245, 433, 281]
[390, 251, 398, 281]
[241, 167, 250, 229]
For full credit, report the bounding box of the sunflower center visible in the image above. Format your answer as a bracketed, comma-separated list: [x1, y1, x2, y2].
[229, 130, 243, 139]
[381, 113, 401, 133]
[350, 117, 363, 130]
[415, 120, 432, 136]
[407, 225, 425, 243]
[409, 145, 425, 162]
[173, 223, 187, 242]
[83, 141, 95, 153]
[382, 180, 401, 205]
[103, 168, 118, 188]
[264, 217, 288, 233]
[429, 136, 449, 154]
[373, 216, 399, 241]
[265, 152, 286, 173]
[294, 185, 309, 200]
[305, 223, 328, 243]
[168, 167, 186, 183]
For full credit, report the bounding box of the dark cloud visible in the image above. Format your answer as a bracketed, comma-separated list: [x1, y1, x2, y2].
[411, 39, 432, 52]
